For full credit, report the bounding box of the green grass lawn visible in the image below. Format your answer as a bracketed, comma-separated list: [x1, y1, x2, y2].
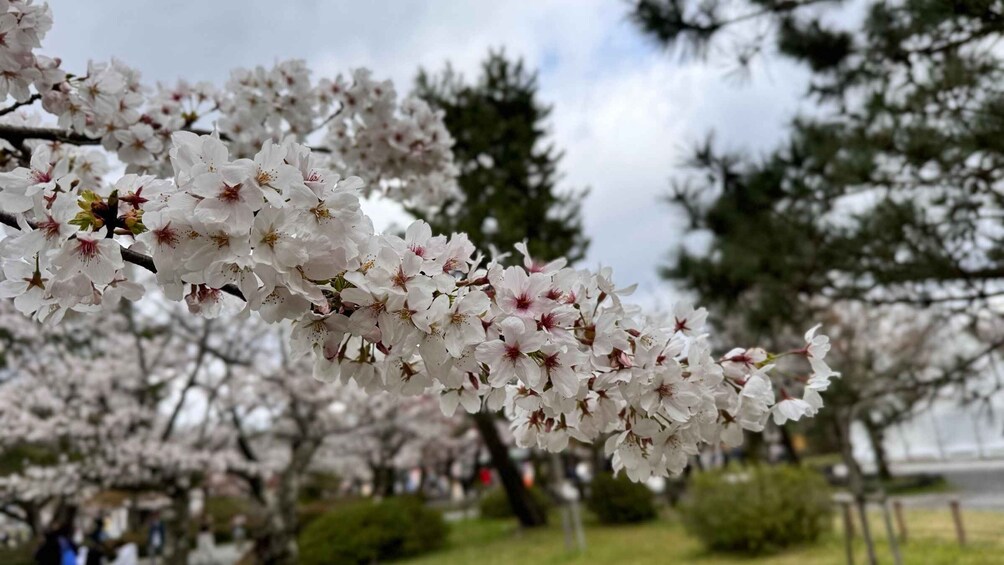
[404, 508, 1004, 565]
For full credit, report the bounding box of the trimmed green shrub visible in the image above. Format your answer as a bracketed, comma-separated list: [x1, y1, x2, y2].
[298, 497, 447, 565]
[478, 486, 551, 520]
[587, 473, 657, 524]
[681, 465, 833, 554]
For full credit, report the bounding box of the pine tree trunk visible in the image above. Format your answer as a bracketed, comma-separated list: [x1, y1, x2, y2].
[472, 411, 547, 527]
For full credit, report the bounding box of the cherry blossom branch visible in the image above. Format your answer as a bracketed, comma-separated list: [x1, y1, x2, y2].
[161, 321, 212, 442]
[0, 209, 247, 300]
[0, 122, 335, 162]
[0, 123, 100, 146]
[230, 408, 262, 465]
[0, 94, 41, 117]
[0, 123, 226, 147]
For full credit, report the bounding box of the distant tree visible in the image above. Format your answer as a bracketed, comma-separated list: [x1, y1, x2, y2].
[631, 0, 1004, 409]
[812, 302, 960, 482]
[632, 0, 1004, 321]
[0, 302, 224, 565]
[412, 51, 590, 528]
[413, 51, 589, 265]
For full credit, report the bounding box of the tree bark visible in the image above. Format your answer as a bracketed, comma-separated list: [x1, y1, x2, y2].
[777, 424, 802, 465]
[369, 464, 397, 498]
[744, 429, 765, 464]
[255, 485, 300, 565]
[835, 408, 878, 565]
[163, 488, 190, 565]
[863, 415, 893, 481]
[472, 411, 547, 527]
[253, 440, 319, 565]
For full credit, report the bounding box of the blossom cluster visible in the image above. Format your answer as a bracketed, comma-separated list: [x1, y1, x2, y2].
[0, 1, 838, 483]
[0, 462, 85, 510]
[1, 131, 837, 480]
[319, 69, 460, 207]
[40, 61, 458, 206]
[0, 0, 458, 207]
[0, 0, 62, 103]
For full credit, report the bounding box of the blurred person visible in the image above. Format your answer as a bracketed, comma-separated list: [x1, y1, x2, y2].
[145, 514, 164, 564]
[231, 514, 246, 552]
[83, 518, 111, 565]
[191, 519, 216, 565]
[110, 541, 136, 565]
[33, 523, 76, 565]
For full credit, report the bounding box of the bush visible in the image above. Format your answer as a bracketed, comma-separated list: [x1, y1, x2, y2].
[478, 486, 551, 520]
[298, 497, 447, 565]
[587, 473, 657, 524]
[681, 465, 833, 554]
[297, 496, 365, 531]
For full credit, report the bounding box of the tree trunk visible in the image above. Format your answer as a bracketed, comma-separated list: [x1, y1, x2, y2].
[379, 466, 397, 497]
[50, 501, 77, 533]
[18, 502, 42, 538]
[254, 441, 319, 565]
[777, 424, 802, 465]
[255, 487, 299, 565]
[863, 415, 893, 481]
[744, 430, 765, 464]
[835, 408, 878, 565]
[591, 440, 609, 476]
[369, 464, 397, 498]
[163, 488, 190, 565]
[472, 411, 547, 527]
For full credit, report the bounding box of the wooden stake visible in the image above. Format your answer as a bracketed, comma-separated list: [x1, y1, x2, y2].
[841, 501, 855, 565]
[880, 498, 903, 565]
[856, 496, 878, 565]
[892, 500, 907, 543]
[950, 499, 966, 546]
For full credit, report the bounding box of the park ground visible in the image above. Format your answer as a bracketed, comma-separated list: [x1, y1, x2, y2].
[128, 461, 1004, 564]
[403, 508, 1004, 565]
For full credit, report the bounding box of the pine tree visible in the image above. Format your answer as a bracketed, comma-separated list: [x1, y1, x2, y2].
[630, 0, 1004, 503]
[631, 0, 1004, 315]
[413, 51, 588, 265]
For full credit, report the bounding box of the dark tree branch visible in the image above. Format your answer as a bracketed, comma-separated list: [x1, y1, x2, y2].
[0, 123, 100, 146]
[0, 94, 42, 118]
[0, 122, 333, 155]
[161, 321, 212, 442]
[0, 123, 227, 146]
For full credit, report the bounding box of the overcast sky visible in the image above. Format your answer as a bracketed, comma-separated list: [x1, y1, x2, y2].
[44, 0, 811, 307]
